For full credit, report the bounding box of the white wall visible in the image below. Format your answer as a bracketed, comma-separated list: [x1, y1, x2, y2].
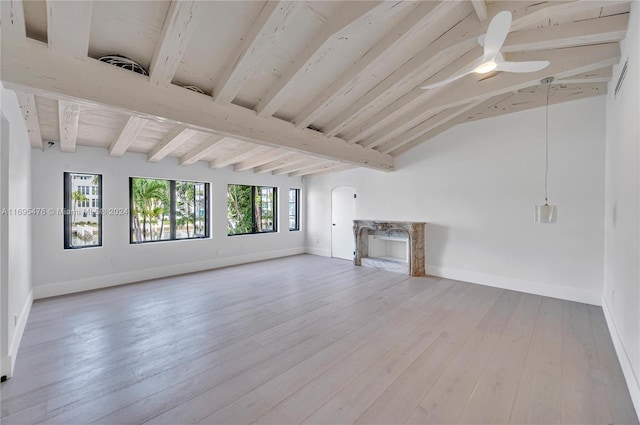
[0, 84, 33, 378]
[307, 96, 606, 305]
[31, 146, 305, 298]
[603, 0, 640, 416]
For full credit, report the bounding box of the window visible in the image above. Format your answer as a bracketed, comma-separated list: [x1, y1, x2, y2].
[64, 172, 102, 249]
[289, 188, 300, 231]
[130, 177, 209, 243]
[227, 185, 277, 235]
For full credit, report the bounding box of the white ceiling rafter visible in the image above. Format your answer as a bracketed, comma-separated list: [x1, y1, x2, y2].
[2, 0, 631, 174]
[1, 37, 394, 170]
[253, 153, 304, 174]
[147, 125, 198, 162]
[46, 0, 92, 58]
[109, 116, 148, 157]
[212, 1, 304, 105]
[209, 145, 266, 169]
[57, 100, 80, 153]
[233, 149, 292, 172]
[1, 0, 26, 38]
[179, 135, 225, 166]
[375, 101, 485, 153]
[272, 158, 324, 176]
[290, 162, 350, 177]
[14, 92, 43, 150]
[390, 81, 609, 156]
[341, 6, 628, 144]
[292, 0, 459, 130]
[149, 0, 200, 87]
[361, 43, 620, 148]
[471, 0, 487, 22]
[254, 1, 389, 118]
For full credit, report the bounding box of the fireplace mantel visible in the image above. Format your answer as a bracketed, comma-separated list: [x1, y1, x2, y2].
[353, 220, 426, 277]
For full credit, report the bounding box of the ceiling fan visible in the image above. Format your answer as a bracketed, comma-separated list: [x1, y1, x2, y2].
[421, 11, 550, 90]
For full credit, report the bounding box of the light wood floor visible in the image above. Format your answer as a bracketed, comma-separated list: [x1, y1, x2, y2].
[1, 255, 637, 425]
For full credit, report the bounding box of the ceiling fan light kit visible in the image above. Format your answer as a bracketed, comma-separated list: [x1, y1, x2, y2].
[421, 11, 550, 90]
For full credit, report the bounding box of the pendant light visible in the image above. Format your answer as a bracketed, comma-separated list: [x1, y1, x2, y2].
[535, 77, 557, 223]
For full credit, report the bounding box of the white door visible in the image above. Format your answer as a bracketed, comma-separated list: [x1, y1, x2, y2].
[331, 186, 356, 260]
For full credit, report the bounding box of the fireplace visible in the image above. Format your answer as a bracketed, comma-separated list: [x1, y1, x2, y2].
[353, 220, 426, 277]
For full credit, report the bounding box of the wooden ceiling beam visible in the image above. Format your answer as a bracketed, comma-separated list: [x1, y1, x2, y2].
[212, 1, 303, 104]
[290, 162, 349, 177]
[272, 158, 322, 176]
[147, 125, 198, 162]
[325, 0, 571, 138]
[555, 67, 613, 84]
[209, 145, 265, 169]
[233, 149, 292, 172]
[46, 0, 92, 58]
[322, 10, 479, 139]
[389, 81, 609, 156]
[57, 101, 80, 153]
[471, 0, 487, 22]
[357, 43, 621, 148]
[15, 92, 43, 150]
[372, 102, 483, 153]
[346, 13, 628, 144]
[1, 0, 26, 38]
[296, 164, 353, 177]
[254, 1, 388, 118]
[292, 1, 459, 130]
[149, 1, 200, 87]
[109, 116, 147, 157]
[1, 37, 394, 170]
[499, 14, 628, 54]
[253, 153, 304, 173]
[179, 136, 224, 165]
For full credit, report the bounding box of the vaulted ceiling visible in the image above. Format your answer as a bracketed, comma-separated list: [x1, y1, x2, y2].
[0, 0, 630, 175]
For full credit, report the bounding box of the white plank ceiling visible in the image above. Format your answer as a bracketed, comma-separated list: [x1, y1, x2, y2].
[0, 0, 631, 176]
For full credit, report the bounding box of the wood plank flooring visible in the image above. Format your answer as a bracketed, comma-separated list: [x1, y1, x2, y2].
[1, 254, 637, 425]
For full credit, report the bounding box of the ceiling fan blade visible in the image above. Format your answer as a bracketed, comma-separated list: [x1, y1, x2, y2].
[482, 11, 512, 61]
[421, 70, 473, 90]
[495, 60, 550, 73]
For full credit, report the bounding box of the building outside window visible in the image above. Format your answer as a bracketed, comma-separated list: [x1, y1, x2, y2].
[130, 177, 209, 243]
[227, 184, 277, 235]
[289, 188, 300, 231]
[64, 172, 102, 249]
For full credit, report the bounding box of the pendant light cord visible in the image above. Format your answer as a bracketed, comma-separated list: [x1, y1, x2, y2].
[544, 79, 551, 204]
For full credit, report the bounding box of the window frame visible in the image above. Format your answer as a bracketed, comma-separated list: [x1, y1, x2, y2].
[129, 177, 210, 244]
[227, 184, 278, 236]
[64, 172, 102, 249]
[288, 188, 300, 231]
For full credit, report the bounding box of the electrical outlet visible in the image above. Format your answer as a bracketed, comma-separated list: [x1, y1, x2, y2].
[111, 257, 117, 266]
[14, 314, 17, 327]
[216, 250, 221, 256]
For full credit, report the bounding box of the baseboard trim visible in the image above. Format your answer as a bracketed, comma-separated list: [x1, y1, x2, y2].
[602, 297, 640, 419]
[6, 289, 33, 378]
[425, 265, 601, 306]
[304, 247, 331, 257]
[33, 248, 305, 299]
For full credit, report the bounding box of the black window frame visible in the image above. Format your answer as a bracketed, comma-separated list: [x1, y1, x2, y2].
[227, 184, 278, 236]
[288, 188, 300, 231]
[64, 172, 102, 249]
[129, 177, 210, 244]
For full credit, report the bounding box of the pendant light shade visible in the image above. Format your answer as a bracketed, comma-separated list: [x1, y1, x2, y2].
[535, 77, 557, 224]
[535, 204, 557, 223]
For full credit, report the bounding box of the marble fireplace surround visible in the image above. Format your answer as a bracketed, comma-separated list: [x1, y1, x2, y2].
[353, 220, 426, 277]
